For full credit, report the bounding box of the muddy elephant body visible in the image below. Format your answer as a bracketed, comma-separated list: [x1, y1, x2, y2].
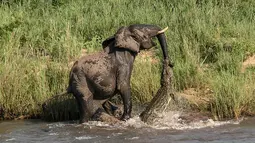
[63, 24, 171, 123]
[68, 50, 134, 123]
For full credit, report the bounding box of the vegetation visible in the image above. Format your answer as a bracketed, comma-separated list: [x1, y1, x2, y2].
[0, 0, 255, 121]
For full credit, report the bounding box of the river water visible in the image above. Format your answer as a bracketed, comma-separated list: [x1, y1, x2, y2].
[0, 111, 255, 143]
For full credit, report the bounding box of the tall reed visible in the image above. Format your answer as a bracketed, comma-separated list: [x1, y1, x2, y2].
[0, 0, 255, 120]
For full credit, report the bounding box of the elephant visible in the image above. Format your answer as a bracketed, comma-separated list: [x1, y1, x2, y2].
[57, 24, 171, 123]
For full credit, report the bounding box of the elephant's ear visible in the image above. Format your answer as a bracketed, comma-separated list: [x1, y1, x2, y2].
[102, 36, 115, 53]
[115, 27, 140, 53]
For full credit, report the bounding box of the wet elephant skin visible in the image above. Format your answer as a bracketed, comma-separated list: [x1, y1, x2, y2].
[62, 24, 171, 123]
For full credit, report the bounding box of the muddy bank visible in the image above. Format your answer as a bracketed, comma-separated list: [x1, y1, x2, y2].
[0, 103, 40, 120]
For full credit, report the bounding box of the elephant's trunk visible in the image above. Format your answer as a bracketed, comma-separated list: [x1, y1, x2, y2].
[156, 29, 174, 67]
[144, 25, 172, 65]
[156, 33, 169, 60]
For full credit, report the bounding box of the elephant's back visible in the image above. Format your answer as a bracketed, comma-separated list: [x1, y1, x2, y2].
[79, 52, 117, 97]
[79, 51, 108, 61]
[80, 52, 114, 75]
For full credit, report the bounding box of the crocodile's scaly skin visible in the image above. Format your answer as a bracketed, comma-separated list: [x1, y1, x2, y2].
[140, 60, 175, 124]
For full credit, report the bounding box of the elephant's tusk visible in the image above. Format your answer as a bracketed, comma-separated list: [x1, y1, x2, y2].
[157, 26, 168, 34]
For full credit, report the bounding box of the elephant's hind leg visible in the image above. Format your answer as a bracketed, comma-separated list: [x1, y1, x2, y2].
[73, 90, 94, 123]
[73, 88, 107, 123]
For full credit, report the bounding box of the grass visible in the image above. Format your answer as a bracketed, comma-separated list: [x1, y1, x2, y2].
[209, 71, 255, 120]
[0, 0, 255, 121]
[131, 52, 161, 103]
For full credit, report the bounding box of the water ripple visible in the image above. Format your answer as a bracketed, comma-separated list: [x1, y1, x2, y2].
[75, 135, 98, 140]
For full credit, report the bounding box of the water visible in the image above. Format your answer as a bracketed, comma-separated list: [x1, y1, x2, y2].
[1, 111, 255, 143]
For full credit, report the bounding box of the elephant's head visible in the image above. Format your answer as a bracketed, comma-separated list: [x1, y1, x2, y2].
[103, 24, 170, 61]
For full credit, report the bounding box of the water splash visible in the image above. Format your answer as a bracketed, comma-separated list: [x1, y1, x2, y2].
[46, 111, 242, 131]
[149, 111, 242, 130]
[82, 111, 242, 130]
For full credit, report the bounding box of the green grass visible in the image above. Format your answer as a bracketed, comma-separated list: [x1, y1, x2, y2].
[209, 71, 255, 120]
[131, 54, 161, 103]
[0, 0, 255, 120]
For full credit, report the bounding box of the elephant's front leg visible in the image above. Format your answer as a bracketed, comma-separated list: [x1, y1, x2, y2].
[119, 86, 132, 121]
[117, 66, 133, 121]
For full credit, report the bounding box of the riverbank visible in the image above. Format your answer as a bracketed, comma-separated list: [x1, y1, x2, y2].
[0, 0, 255, 121]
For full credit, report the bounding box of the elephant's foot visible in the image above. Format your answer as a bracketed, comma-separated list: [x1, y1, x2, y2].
[120, 114, 131, 121]
[79, 112, 90, 123]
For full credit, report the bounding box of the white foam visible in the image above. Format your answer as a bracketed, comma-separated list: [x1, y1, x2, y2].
[49, 111, 242, 131]
[120, 116, 148, 128]
[88, 111, 242, 130]
[48, 123, 66, 129]
[6, 138, 16, 141]
[75, 135, 97, 140]
[112, 132, 122, 136]
[146, 111, 242, 130]
[82, 121, 110, 128]
[125, 136, 139, 140]
[49, 132, 59, 136]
